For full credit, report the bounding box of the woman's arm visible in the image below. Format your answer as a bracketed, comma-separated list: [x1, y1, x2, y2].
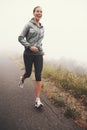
[18, 23, 31, 48]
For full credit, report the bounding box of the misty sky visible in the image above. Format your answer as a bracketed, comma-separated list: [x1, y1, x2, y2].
[0, 0, 87, 63]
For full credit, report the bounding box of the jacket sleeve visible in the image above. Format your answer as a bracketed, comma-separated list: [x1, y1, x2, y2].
[18, 23, 31, 48]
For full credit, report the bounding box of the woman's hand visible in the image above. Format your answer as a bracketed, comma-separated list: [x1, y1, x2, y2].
[30, 46, 38, 52]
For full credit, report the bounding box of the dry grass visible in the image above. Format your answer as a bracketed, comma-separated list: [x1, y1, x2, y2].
[42, 62, 87, 127]
[42, 62, 87, 99]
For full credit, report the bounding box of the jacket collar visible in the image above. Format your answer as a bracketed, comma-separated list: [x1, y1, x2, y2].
[30, 18, 43, 28]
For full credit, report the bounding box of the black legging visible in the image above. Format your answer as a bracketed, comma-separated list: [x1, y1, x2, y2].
[23, 52, 43, 81]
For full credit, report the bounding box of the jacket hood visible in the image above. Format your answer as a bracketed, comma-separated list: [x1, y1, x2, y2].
[30, 18, 43, 27]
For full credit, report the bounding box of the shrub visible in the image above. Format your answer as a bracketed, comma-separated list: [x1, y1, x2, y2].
[64, 107, 81, 119]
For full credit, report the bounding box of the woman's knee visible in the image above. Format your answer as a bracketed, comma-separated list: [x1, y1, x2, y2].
[24, 72, 31, 78]
[35, 73, 41, 81]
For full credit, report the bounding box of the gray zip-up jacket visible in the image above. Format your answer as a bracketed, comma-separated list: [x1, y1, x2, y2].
[18, 18, 44, 55]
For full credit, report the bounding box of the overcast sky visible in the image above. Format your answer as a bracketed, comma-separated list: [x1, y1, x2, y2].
[0, 0, 87, 63]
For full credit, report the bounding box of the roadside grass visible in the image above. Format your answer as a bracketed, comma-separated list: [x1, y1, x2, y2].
[42, 62, 87, 121]
[42, 62, 87, 100]
[51, 94, 66, 107]
[64, 107, 81, 119]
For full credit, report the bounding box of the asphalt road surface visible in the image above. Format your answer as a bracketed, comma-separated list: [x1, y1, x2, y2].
[0, 55, 83, 130]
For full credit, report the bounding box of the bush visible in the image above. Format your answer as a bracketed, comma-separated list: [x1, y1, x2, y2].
[64, 107, 81, 119]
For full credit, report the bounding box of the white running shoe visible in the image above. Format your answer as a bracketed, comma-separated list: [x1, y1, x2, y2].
[18, 76, 24, 88]
[35, 98, 43, 108]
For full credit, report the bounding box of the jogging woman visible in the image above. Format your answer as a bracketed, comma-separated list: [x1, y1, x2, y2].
[18, 6, 44, 108]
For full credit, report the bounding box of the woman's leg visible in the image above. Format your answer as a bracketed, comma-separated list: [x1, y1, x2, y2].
[35, 81, 42, 98]
[19, 53, 34, 87]
[23, 53, 33, 80]
[34, 55, 43, 99]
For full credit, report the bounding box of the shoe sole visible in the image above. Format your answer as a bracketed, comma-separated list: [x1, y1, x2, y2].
[35, 104, 43, 109]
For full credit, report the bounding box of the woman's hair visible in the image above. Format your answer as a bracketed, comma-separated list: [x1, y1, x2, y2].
[33, 6, 41, 13]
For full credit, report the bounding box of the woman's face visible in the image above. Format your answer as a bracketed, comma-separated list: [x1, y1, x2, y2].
[33, 7, 42, 21]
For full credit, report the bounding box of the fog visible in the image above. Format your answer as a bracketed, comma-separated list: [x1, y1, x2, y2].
[0, 0, 87, 68]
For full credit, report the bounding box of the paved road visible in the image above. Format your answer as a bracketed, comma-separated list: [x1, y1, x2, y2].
[0, 55, 83, 130]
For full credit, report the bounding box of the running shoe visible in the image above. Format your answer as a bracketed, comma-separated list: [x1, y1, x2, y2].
[18, 76, 24, 88]
[35, 99, 43, 108]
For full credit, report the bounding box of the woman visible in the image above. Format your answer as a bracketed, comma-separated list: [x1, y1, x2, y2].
[18, 6, 44, 108]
